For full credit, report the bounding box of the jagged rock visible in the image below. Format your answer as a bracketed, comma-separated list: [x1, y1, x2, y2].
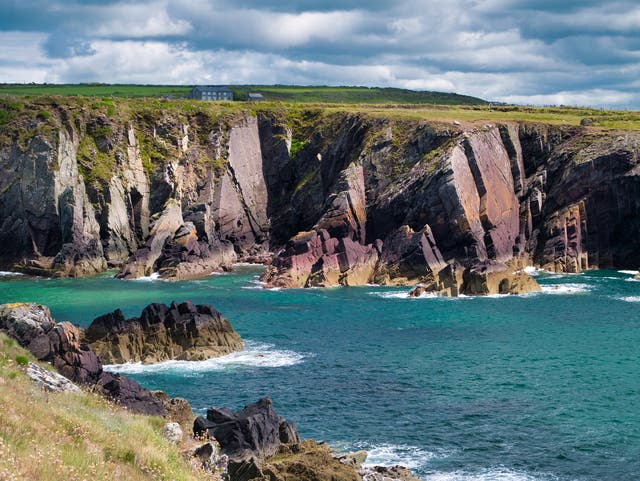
[116, 202, 184, 279]
[228, 441, 361, 481]
[26, 362, 82, 393]
[359, 465, 422, 481]
[96, 371, 166, 416]
[338, 450, 368, 468]
[193, 397, 299, 462]
[193, 442, 228, 473]
[461, 262, 541, 295]
[0, 303, 102, 384]
[374, 225, 446, 286]
[0, 302, 169, 416]
[155, 222, 236, 280]
[152, 391, 195, 433]
[84, 301, 243, 364]
[264, 229, 380, 288]
[162, 422, 183, 444]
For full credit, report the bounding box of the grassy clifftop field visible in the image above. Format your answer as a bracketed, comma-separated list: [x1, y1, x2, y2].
[0, 83, 487, 105]
[0, 333, 210, 481]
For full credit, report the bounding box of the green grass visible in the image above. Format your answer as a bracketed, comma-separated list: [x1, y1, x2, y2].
[229, 85, 487, 105]
[0, 83, 192, 98]
[0, 331, 216, 481]
[0, 83, 487, 105]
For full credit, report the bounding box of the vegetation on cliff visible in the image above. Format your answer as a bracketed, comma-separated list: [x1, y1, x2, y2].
[0, 332, 214, 481]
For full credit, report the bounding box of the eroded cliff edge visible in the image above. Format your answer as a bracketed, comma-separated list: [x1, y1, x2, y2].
[1, 98, 638, 295]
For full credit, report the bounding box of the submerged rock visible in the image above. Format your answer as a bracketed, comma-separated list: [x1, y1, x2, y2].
[84, 301, 243, 364]
[359, 465, 422, 481]
[194, 397, 299, 462]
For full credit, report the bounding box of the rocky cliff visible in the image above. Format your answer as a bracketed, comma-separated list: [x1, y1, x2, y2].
[1, 98, 638, 294]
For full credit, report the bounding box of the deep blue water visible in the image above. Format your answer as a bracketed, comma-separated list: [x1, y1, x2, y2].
[1, 267, 640, 481]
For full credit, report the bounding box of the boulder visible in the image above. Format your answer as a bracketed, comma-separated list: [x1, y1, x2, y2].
[0, 303, 101, 384]
[96, 371, 166, 416]
[360, 465, 422, 481]
[162, 422, 183, 444]
[84, 301, 243, 364]
[152, 391, 195, 433]
[193, 397, 299, 462]
[26, 362, 82, 393]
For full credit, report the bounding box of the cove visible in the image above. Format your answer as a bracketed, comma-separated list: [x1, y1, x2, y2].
[1, 266, 639, 481]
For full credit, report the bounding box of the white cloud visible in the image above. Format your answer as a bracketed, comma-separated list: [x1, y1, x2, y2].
[0, 0, 639, 107]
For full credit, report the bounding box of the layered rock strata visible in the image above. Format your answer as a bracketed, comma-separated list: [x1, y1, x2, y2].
[84, 301, 243, 364]
[1, 100, 639, 295]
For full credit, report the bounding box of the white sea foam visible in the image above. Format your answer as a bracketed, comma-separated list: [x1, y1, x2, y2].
[131, 272, 161, 281]
[103, 341, 307, 375]
[234, 262, 265, 267]
[617, 296, 640, 303]
[625, 277, 640, 283]
[422, 468, 559, 481]
[522, 266, 545, 276]
[0, 271, 24, 277]
[369, 291, 411, 299]
[369, 291, 440, 299]
[618, 270, 639, 275]
[338, 442, 439, 470]
[540, 283, 590, 294]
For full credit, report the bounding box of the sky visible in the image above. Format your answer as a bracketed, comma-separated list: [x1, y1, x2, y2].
[0, 0, 639, 108]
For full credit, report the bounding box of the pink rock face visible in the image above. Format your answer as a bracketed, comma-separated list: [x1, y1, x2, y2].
[541, 202, 589, 273]
[448, 129, 520, 262]
[265, 229, 379, 288]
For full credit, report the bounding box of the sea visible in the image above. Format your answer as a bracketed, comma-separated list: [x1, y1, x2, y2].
[1, 265, 639, 481]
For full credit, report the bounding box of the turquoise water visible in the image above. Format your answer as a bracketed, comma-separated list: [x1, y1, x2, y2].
[1, 267, 640, 481]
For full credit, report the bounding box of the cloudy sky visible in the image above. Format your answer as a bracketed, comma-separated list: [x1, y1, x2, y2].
[1, 0, 639, 107]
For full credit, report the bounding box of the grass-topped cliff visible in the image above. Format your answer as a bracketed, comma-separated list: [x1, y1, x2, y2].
[0, 94, 639, 293]
[0, 332, 211, 481]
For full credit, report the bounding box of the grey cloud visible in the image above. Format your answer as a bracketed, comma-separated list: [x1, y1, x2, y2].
[0, 0, 639, 108]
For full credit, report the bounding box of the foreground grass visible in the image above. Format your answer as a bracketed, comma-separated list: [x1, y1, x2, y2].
[0, 333, 211, 481]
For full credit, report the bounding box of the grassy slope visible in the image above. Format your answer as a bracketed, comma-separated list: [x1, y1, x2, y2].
[2, 95, 639, 133]
[0, 83, 487, 105]
[0, 333, 212, 481]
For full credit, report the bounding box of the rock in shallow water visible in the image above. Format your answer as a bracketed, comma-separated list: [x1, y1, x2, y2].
[84, 301, 243, 364]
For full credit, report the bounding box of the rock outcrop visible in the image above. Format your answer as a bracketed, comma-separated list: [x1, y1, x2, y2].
[1, 99, 639, 293]
[26, 362, 82, 393]
[0, 303, 102, 384]
[84, 301, 243, 364]
[194, 397, 299, 462]
[228, 441, 362, 481]
[0, 302, 165, 415]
